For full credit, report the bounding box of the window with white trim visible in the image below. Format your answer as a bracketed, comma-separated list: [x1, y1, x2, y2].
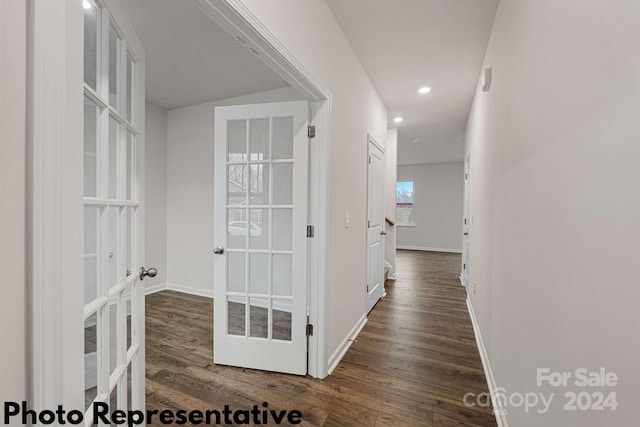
[396, 181, 415, 226]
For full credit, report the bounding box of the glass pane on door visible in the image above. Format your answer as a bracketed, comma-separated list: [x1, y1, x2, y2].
[108, 296, 118, 375]
[228, 298, 246, 336]
[272, 299, 292, 341]
[126, 132, 136, 201]
[109, 23, 120, 108]
[272, 117, 293, 160]
[83, 0, 100, 91]
[84, 312, 98, 410]
[250, 119, 269, 160]
[249, 298, 269, 339]
[84, 98, 99, 197]
[272, 164, 293, 205]
[108, 207, 120, 287]
[126, 53, 134, 124]
[84, 207, 101, 304]
[109, 117, 119, 199]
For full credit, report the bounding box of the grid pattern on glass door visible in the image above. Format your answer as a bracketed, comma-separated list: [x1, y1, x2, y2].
[226, 117, 295, 341]
[83, 0, 140, 420]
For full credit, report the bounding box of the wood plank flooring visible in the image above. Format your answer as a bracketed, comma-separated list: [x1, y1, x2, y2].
[145, 250, 496, 426]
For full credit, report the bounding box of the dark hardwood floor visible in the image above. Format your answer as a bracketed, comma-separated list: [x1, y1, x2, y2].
[145, 250, 496, 426]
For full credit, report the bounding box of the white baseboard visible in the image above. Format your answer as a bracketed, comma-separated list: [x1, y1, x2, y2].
[327, 314, 367, 375]
[145, 282, 214, 299]
[166, 283, 214, 298]
[145, 283, 168, 295]
[466, 297, 507, 427]
[397, 245, 462, 254]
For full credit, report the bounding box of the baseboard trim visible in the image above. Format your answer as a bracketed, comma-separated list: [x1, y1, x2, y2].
[327, 314, 367, 376]
[384, 260, 396, 279]
[166, 283, 214, 299]
[145, 283, 168, 295]
[466, 297, 508, 427]
[397, 245, 462, 254]
[145, 282, 215, 299]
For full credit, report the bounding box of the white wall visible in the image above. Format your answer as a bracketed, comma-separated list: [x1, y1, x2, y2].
[384, 129, 398, 276]
[0, 0, 27, 405]
[238, 0, 387, 368]
[465, 1, 640, 425]
[396, 162, 464, 252]
[144, 103, 168, 289]
[166, 87, 304, 295]
[397, 128, 465, 166]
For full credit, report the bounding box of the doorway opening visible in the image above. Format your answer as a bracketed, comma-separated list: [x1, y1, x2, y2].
[29, 0, 332, 413]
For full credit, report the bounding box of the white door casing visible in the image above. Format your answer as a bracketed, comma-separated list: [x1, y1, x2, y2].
[366, 136, 385, 313]
[213, 101, 309, 375]
[462, 153, 471, 289]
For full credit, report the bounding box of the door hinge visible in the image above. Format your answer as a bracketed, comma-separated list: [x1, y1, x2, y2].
[463, 263, 466, 270]
[368, 155, 372, 164]
[308, 125, 316, 139]
[366, 285, 369, 292]
[307, 225, 314, 238]
[306, 324, 314, 336]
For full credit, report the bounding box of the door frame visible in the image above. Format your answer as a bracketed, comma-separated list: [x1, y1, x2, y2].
[194, 0, 332, 379]
[461, 152, 471, 289]
[365, 134, 386, 310]
[28, 3, 333, 414]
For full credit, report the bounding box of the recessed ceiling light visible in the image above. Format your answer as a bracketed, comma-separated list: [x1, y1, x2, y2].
[418, 87, 431, 94]
[83, 0, 92, 9]
[412, 138, 419, 143]
[393, 117, 404, 123]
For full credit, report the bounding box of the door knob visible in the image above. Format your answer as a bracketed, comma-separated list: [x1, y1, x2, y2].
[380, 231, 386, 236]
[463, 232, 469, 236]
[139, 266, 158, 280]
[213, 246, 225, 255]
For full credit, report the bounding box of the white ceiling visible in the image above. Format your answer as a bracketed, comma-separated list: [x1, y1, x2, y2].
[120, 0, 290, 110]
[326, 0, 498, 165]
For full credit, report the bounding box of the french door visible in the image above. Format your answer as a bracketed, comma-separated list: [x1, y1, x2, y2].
[213, 101, 309, 375]
[82, 0, 146, 421]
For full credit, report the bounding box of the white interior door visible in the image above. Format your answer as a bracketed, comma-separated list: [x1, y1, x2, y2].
[213, 101, 309, 375]
[366, 138, 385, 313]
[462, 153, 471, 288]
[83, 0, 146, 419]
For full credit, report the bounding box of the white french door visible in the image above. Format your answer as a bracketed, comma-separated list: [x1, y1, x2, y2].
[213, 101, 309, 375]
[82, 0, 146, 421]
[365, 137, 385, 313]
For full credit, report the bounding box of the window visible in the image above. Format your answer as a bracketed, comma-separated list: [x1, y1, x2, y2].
[396, 181, 415, 226]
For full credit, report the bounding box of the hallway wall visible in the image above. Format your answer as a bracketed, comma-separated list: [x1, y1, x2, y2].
[397, 162, 464, 252]
[144, 103, 168, 290]
[466, 1, 640, 425]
